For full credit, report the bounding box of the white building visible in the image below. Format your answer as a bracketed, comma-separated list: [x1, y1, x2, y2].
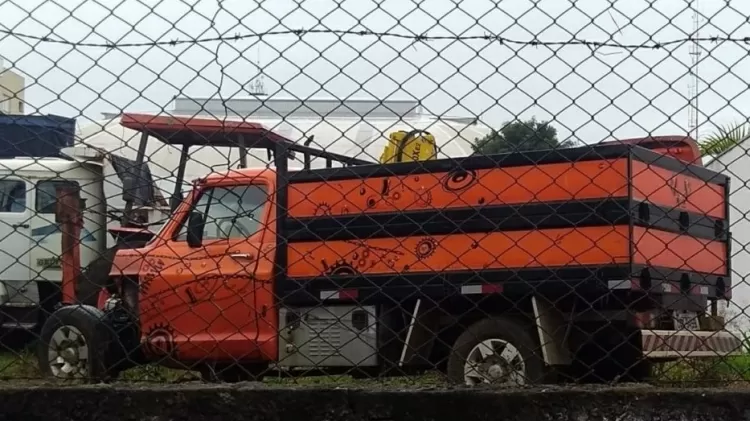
[0, 65, 25, 115]
[705, 144, 750, 327]
[79, 96, 491, 199]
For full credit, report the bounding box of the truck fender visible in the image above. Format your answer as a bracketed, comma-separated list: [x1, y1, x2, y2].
[531, 296, 572, 366]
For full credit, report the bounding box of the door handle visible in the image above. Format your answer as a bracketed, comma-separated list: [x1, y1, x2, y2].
[12, 223, 29, 229]
[230, 253, 255, 261]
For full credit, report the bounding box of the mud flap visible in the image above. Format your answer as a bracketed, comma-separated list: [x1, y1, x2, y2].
[531, 296, 572, 366]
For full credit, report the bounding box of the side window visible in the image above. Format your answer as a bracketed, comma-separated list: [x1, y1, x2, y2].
[0, 180, 27, 213]
[176, 185, 268, 242]
[36, 180, 80, 214]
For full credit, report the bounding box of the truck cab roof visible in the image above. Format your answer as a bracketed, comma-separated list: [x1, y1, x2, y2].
[199, 166, 289, 185]
[0, 156, 98, 178]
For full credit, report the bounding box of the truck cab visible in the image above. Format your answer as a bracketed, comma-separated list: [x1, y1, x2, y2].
[0, 156, 105, 330]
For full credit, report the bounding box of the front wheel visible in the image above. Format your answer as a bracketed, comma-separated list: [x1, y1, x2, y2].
[37, 305, 115, 381]
[447, 317, 546, 386]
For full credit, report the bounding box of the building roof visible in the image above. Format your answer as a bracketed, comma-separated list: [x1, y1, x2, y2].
[0, 156, 91, 175]
[173, 96, 424, 119]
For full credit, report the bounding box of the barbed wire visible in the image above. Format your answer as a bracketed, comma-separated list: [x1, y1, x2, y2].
[0, 27, 748, 50]
[0, 0, 748, 393]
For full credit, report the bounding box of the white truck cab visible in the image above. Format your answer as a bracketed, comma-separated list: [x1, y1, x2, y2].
[0, 146, 167, 330]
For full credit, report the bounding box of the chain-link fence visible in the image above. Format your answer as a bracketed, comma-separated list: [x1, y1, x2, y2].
[0, 0, 747, 388]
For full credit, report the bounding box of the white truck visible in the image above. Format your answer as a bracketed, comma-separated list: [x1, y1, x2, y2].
[0, 145, 168, 332]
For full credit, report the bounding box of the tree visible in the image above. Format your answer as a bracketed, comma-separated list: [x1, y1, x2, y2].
[699, 122, 750, 156]
[471, 117, 576, 155]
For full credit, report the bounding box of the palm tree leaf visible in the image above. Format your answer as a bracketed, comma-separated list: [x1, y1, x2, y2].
[699, 122, 750, 155]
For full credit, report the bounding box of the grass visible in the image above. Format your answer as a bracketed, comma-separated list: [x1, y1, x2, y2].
[0, 350, 39, 379]
[0, 349, 192, 382]
[0, 341, 444, 386]
[4, 333, 750, 387]
[651, 355, 750, 387]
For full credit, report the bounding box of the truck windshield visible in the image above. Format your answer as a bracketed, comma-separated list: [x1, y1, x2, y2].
[176, 185, 267, 241]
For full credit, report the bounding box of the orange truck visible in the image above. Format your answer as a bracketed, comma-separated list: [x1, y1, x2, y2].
[37, 113, 741, 385]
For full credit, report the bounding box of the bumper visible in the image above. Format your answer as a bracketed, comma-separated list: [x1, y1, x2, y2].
[641, 329, 743, 359]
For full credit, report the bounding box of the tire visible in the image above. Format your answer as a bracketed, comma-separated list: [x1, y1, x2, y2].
[447, 317, 546, 386]
[37, 305, 116, 381]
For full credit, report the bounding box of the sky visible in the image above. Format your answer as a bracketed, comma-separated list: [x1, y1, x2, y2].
[1, 0, 750, 145]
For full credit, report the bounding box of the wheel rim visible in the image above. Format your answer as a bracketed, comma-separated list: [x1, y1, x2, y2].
[464, 338, 526, 386]
[48, 325, 89, 378]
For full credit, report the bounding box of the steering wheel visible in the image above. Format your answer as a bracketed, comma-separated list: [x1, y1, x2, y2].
[217, 217, 252, 238]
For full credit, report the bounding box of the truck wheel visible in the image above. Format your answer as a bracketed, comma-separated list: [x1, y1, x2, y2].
[37, 305, 115, 381]
[447, 317, 545, 386]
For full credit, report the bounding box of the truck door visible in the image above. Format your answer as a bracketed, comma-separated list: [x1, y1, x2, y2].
[142, 183, 274, 362]
[29, 180, 98, 286]
[0, 178, 34, 311]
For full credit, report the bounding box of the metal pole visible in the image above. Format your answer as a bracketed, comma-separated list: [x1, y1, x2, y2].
[304, 135, 314, 169]
[274, 141, 289, 287]
[124, 131, 150, 227]
[171, 144, 190, 212]
[239, 134, 248, 169]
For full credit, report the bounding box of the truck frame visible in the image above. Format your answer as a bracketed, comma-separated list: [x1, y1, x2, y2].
[37, 113, 742, 385]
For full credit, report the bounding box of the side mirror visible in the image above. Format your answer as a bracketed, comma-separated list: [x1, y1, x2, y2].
[186, 212, 205, 248]
[122, 174, 137, 203]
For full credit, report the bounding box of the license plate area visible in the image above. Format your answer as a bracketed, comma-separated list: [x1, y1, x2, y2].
[673, 310, 700, 330]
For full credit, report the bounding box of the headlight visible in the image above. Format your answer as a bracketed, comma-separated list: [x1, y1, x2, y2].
[103, 296, 121, 312]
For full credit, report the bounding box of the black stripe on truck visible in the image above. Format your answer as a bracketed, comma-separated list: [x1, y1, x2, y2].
[277, 264, 726, 305]
[284, 198, 727, 242]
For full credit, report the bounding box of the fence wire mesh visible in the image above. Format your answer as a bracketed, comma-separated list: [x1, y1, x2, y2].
[0, 0, 746, 388]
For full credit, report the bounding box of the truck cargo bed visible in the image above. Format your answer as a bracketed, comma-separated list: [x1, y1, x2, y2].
[277, 144, 730, 305]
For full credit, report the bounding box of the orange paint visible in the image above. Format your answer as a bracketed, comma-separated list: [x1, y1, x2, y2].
[631, 161, 725, 219]
[288, 160, 630, 218]
[288, 227, 632, 276]
[288, 227, 727, 278]
[133, 172, 279, 362]
[632, 227, 727, 275]
[136, 239, 279, 362]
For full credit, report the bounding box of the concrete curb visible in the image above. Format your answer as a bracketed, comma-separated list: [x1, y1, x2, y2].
[0, 384, 746, 421]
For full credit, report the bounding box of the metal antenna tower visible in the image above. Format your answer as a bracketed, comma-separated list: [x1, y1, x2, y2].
[247, 46, 267, 96]
[687, 0, 701, 139]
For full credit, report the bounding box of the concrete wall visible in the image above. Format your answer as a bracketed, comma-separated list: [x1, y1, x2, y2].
[1, 385, 749, 421]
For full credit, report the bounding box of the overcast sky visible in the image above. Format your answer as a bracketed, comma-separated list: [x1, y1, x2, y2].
[1, 0, 749, 145]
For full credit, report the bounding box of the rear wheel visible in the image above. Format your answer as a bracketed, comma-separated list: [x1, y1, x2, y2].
[37, 305, 115, 381]
[447, 317, 546, 386]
